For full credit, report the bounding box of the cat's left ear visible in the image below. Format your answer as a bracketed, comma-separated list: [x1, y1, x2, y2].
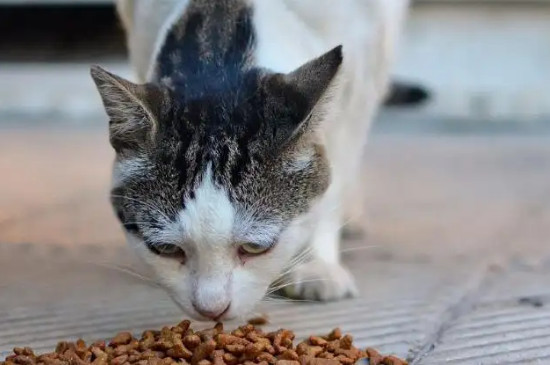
[284, 45, 343, 113]
[264, 46, 343, 149]
[90, 65, 163, 152]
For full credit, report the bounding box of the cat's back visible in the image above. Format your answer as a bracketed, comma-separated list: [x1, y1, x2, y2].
[117, 0, 404, 78]
[118, 0, 408, 121]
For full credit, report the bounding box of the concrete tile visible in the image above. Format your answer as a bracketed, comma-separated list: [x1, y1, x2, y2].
[420, 265, 550, 364]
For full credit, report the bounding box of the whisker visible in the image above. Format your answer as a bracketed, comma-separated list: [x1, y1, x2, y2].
[262, 294, 317, 304]
[339, 245, 379, 253]
[83, 261, 161, 288]
[266, 278, 332, 296]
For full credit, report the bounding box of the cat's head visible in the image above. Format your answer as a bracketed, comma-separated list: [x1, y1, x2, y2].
[91, 46, 342, 321]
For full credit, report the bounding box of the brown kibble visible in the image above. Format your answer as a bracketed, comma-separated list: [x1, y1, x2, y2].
[224, 345, 245, 354]
[166, 344, 193, 360]
[381, 355, 408, 365]
[244, 342, 265, 357]
[0, 323, 406, 365]
[334, 355, 354, 365]
[11, 355, 35, 365]
[215, 334, 246, 349]
[191, 340, 216, 365]
[366, 347, 384, 364]
[114, 345, 130, 357]
[230, 328, 244, 338]
[176, 321, 191, 333]
[307, 359, 340, 365]
[338, 335, 353, 350]
[306, 347, 324, 357]
[335, 348, 361, 359]
[247, 315, 268, 326]
[308, 337, 327, 347]
[111, 333, 133, 346]
[213, 323, 224, 334]
[13, 348, 34, 357]
[256, 352, 276, 364]
[91, 341, 106, 351]
[55, 342, 71, 355]
[278, 350, 299, 361]
[326, 329, 341, 341]
[222, 353, 238, 365]
[182, 335, 201, 350]
[162, 358, 174, 365]
[317, 352, 334, 360]
[146, 359, 162, 365]
[111, 355, 129, 365]
[325, 341, 337, 353]
[210, 350, 225, 365]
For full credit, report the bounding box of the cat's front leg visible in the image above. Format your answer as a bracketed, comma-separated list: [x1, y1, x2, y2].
[283, 186, 358, 301]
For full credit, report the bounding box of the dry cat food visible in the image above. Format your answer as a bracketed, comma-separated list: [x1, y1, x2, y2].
[1, 320, 407, 365]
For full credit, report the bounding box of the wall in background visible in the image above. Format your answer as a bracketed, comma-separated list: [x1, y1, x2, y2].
[394, 2, 550, 121]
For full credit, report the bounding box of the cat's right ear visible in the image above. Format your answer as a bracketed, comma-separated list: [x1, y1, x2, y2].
[90, 65, 161, 152]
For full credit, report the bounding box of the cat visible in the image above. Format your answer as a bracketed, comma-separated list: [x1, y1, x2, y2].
[91, 0, 410, 321]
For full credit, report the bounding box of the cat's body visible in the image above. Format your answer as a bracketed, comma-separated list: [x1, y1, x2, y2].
[91, 0, 409, 321]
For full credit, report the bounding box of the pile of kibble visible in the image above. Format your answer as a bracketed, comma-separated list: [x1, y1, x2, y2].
[1, 320, 407, 365]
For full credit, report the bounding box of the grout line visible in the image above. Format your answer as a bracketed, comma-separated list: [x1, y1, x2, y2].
[407, 263, 499, 364]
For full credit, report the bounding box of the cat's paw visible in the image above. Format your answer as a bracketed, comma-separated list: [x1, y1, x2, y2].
[282, 261, 358, 301]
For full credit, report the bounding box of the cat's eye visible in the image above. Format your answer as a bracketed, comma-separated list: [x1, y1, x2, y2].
[238, 242, 271, 256]
[150, 244, 186, 261]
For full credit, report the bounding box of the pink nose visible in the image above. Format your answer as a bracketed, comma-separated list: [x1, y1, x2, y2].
[192, 302, 231, 320]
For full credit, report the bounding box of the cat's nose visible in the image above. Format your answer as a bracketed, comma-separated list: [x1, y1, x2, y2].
[192, 301, 231, 320]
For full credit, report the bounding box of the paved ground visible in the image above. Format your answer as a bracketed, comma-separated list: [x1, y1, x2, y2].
[1, 119, 550, 364]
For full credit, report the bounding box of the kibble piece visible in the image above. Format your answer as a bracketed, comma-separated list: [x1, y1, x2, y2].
[338, 335, 353, 350]
[111, 333, 133, 346]
[224, 344, 245, 354]
[366, 347, 384, 365]
[278, 350, 299, 361]
[182, 335, 201, 350]
[307, 359, 340, 365]
[111, 355, 128, 365]
[256, 352, 277, 364]
[325, 329, 341, 341]
[166, 343, 192, 359]
[308, 337, 327, 347]
[222, 352, 238, 365]
[381, 355, 407, 365]
[247, 315, 268, 326]
[334, 355, 354, 365]
[190, 339, 216, 365]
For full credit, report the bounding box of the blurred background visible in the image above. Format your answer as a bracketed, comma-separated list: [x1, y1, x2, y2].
[1, 1, 550, 363]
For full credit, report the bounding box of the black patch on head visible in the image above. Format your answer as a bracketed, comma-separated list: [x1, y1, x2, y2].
[156, 1, 255, 100]
[106, 1, 339, 237]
